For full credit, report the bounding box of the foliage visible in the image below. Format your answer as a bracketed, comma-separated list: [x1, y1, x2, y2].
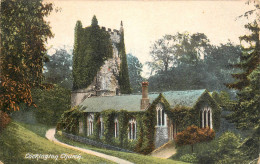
[225, 2, 259, 129]
[240, 126, 260, 161]
[118, 110, 130, 148]
[175, 125, 215, 152]
[93, 112, 101, 140]
[24, 85, 71, 126]
[224, 3, 260, 161]
[0, 111, 11, 132]
[44, 49, 73, 89]
[57, 106, 83, 134]
[137, 95, 160, 154]
[118, 27, 132, 94]
[127, 53, 144, 93]
[170, 105, 193, 132]
[72, 16, 113, 90]
[101, 109, 116, 144]
[173, 132, 245, 164]
[147, 32, 210, 74]
[147, 39, 241, 92]
[0, 0, 53, 112]
[179, 154, 198, 163]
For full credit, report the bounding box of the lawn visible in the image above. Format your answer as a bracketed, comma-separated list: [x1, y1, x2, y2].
[55, 133, 189, 164]
[0, 121, 115, 164]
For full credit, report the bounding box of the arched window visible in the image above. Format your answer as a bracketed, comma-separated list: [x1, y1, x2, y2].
[114, 117, 119, 138]
[201, 106, 213, 129]
[156, 103, 166, 127]
[128, 118, 137, 140]
[87, 113, 94, 136]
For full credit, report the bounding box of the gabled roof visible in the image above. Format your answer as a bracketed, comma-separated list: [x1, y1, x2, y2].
[79, 89, 207, 112]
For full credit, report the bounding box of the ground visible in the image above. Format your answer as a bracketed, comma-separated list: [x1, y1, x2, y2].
[0, 121, 114, 164]
[0, 121, 188, 164]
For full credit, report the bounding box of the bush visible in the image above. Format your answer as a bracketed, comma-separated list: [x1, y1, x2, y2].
[179, 154, 198, 163]
[32, 85, 71, 126]
[0, 111, 11, 132]
[196, 132, 243, 164]
[175, 125, 215, 152]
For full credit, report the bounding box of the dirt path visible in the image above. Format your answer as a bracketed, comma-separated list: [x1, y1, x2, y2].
[150, 142, 176, 159]
[45, 128, 133, 164]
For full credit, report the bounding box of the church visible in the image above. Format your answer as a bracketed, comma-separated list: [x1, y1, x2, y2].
[59, 18, 221, 154]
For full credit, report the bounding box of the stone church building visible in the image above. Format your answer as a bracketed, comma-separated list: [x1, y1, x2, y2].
[69, 22, 220, 152]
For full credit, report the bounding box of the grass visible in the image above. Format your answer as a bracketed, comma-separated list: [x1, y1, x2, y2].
[16, 121, 52, 137]
[0, 121, 115, 164]
[55, 133, 189, 164]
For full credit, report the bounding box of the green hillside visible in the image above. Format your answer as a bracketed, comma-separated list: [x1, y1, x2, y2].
[0, 121, 115, 164]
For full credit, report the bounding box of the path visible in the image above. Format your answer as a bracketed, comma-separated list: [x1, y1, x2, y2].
[150, 142, 176, 159]
[45, 128, 133, 164]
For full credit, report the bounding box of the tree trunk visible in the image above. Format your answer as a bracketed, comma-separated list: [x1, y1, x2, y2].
[191, 144, 194, 153]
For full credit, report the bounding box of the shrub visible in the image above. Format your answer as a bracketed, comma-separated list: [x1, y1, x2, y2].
[179, 153, 198, 163]
[196, 132, 243, 164]
[0, 111, 11, 132]
[175, 125, 215, 152]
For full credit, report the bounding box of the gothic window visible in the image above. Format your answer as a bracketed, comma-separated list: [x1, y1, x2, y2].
[114, 117, 119, 138]
[156, 103, 166, 127]
[87, 113, 94, 136]
[201, 106, 213, 129]
[128, 118, 137, 140]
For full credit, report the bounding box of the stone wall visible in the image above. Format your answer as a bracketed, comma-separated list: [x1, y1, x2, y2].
[60, 132, 134, 153]
[155, 126, 169, 148]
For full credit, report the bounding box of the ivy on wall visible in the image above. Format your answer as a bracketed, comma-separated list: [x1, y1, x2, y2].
[56, 106, 83, 135]
[72, 16, 113, 90]
[58, 91, 221, 154]
[93, 112, 101, 140]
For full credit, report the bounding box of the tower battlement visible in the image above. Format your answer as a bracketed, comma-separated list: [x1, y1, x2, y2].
[100, 26, 121, 44]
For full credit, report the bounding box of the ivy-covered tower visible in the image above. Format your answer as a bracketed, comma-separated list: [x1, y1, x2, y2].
[71, 16, 131, 107]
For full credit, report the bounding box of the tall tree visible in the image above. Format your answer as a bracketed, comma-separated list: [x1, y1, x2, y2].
[147, 35, 176, 74]
[72, 20, 82, 90]
[226, 3, 260, 130]
[0, 0, 53, 112]
[44, 49, 73, 89]
[118, 22, 131, 94]
[147, 33, 209, 75]
[225, 2, 260, 160]
[127, 53, 143, 93]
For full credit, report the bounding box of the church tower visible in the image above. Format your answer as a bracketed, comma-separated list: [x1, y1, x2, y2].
[71, 19, 129, 107]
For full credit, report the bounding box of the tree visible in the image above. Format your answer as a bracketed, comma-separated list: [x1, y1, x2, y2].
[91, 15, 98, 26]
[31, 85, 71, 126]
[147, 32, 210, 75]
[72, 20, 83, 90]
[175, 125, 215, 153]
[127, 53, 143, 93]
[0, 0, 53, 112]
[118, 24, 132, 94]
[44, 49, 73, 89]
[225, 2, 260, 161]
[147, 35, 176, 73]
[225, 2, 260, 130]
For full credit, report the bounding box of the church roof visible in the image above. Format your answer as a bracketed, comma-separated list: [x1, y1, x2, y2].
[79, 89, 207, 112]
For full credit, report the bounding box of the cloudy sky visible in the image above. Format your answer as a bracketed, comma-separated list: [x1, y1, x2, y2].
[45, 0, 254, 77]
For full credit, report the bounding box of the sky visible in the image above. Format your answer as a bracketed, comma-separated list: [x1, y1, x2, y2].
[44, 0, 255, 77]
